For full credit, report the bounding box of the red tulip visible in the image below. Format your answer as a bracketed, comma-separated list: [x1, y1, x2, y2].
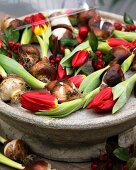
[79, 26, 89, 39]
[87, 87, 116, 113]
[24, 13, 48, 36]
[72, 50, 89, 67]
[68, 74, 86, 88]
[56, 64, 66, 80]
[20, 91, 58, 112]
[107, 38, 134, 49]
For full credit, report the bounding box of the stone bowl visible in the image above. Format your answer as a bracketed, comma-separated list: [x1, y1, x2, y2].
[0, 11, 136, 162]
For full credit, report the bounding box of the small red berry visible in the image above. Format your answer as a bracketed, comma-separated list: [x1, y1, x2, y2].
[95, 50, 102, 56]
[125, 25, 131, 32]
[55, 56, 61, 63]
[8, 40, 14, 47]
[50, 59, 55, 64]
[91, 163, 98, 170]
[130, 24, 136, 31]
[79, 26, 89, 39]
[114, 22, 122, 31]
[60, 46, 65, 55]
[7, 53, 12, 58]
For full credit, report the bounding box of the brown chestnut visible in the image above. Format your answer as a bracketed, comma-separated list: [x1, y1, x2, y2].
[110, 46, 131, 65]
[46, 79, 81, 103]
[103, 64, 124, 87]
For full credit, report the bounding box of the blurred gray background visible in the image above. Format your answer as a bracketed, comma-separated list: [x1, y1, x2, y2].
[0, 0, 135, 19]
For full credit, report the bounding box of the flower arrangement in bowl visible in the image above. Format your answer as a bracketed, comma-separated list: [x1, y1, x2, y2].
[1, 9, 136, 162]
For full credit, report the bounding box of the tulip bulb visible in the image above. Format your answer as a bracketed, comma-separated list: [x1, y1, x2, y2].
[1, 16, 25, 31]
[4, 139, 29, 162]
[25, 160, 54, 170]
[46, 79, 81, 103]
[18, 45, 40, 70]
[29, 58, 57, 82]
[0, 75, 26, 102]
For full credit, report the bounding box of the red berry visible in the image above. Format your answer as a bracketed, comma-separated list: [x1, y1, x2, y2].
[8, 40, 14, 47]
[93, 60, 106, 70]
[60, 46, 65, 55]
[114, 22, 122, 31]
[130, 24, 136, 31]
[95, 50, 102, 56]
[125, 25, 131, 32]
[55, 56, 61, 63]
[91, 163, 98, 170]
[79, 26, 89, 38]
[50, 59, 55, 64]
[49, 55, 54, 60]
[7, 53, 12, 58]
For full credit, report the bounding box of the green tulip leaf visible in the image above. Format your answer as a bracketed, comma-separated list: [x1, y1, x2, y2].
[113, 147, 130, 161]
[80, 65, 109, 94]
[83, 87, 100, 108]
[124, 12, 134, 25]
[98, 41, 111, 53]
[112, 82, 134, 114]
[21, 27, 33, 44]
[112, 81, 127, 100]
[66, 67, 74, 75]
[60, 38, 79, 47]
[121, 53, 135, 73]
[113, 30, 136, 42]
[60, 40, 90, 67]
[36, 98, 85, 117]
[0, 54, 46, 89]
[88, 31, 98, 52]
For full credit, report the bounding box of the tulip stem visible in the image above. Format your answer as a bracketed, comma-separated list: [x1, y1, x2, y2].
[0, 136, 6, 144]
[0, 153, 25, 169]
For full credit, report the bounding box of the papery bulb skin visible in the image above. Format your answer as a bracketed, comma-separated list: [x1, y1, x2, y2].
[25, 160, 52, 170]
[46, 79, 81, 103]
[18, 45, 40, 70]
[89, 20, 114, 39]
[29, 58, 57, 82]
[4, 139, 29, 162]
[77, 8, 101, 26]
[0, 74, 26, 102]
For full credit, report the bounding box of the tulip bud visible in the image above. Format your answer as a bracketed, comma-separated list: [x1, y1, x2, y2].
[107, 38, 134, 49]
[79, 26, 89, 39]
[56, 64, 66, 80]
[68, 74, 86, 88]
[87, 87, 116, 113]
[72, 50, 89, 67]
[20, 91, 58, 112]
[4, 139, 29, 162]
